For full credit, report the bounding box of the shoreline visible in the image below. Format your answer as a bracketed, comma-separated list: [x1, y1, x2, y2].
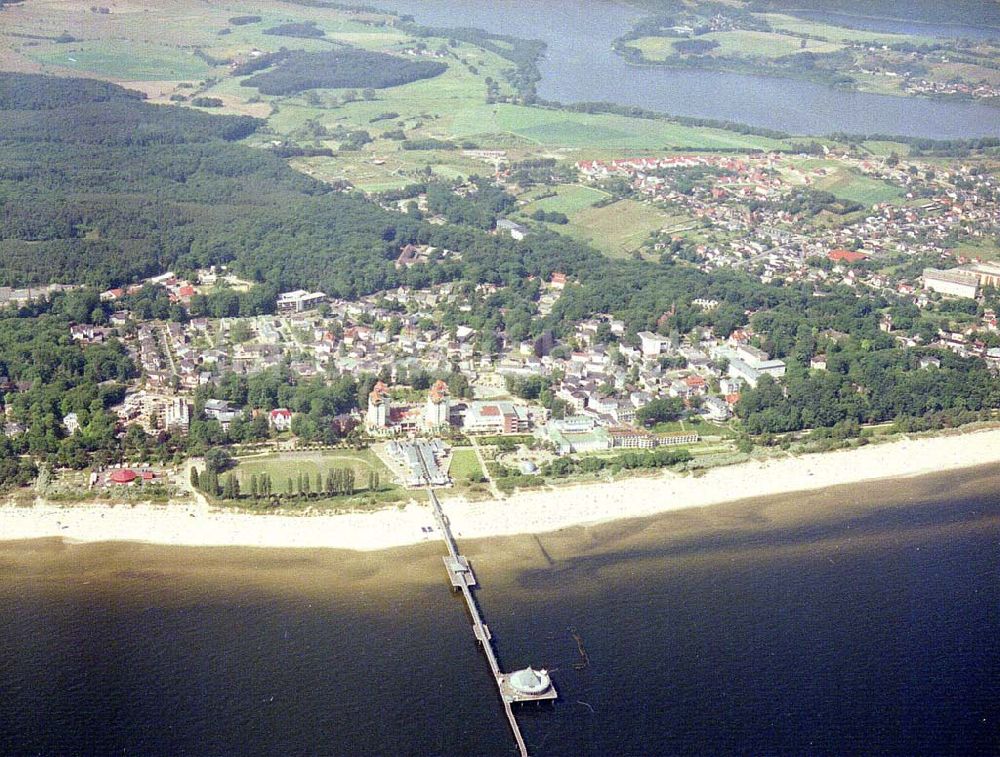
[2, 429, 999, 552]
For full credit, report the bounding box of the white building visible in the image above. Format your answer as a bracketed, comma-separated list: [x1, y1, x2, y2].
[366, 381, 390, 431]
[423, 380, 450, 430]
[269, 408, 293, 432]
[637, 331, 671, 358]
[277, 290, 327, 313]
[164, 398, 192, 433]
[922, 268, 979, 299]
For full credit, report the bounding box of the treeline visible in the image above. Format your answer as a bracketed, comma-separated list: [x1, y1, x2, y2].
[830, 132, 1000, 156]
[263, 21, 325, 39]
[241, 49, 447, 95]
[541, 446, 693, 478]
[195, 464, 379, 503]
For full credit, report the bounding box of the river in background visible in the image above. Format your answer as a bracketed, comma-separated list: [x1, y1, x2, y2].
[373, 0, 1000, 138]
[2, 466, 998, 756]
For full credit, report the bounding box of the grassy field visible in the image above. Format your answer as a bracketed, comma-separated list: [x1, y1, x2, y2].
[235, 449, 395, 492]
[761, 13, 940, 46]
[521, 184, 609, 215]
[813, 169, 905, 205]
[448, 449, 484, 481]
[27, 40, 211, 81]
[449, 104, 787, 151]
[555, 199, 687, 258]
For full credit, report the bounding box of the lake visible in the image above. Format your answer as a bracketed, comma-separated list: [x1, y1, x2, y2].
[374, 0, 1000, 138]
[2, 466, 998, 755]
[790, 10, 1000, 41]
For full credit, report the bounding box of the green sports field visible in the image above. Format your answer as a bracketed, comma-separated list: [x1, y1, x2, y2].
[235, 449, 395, 492]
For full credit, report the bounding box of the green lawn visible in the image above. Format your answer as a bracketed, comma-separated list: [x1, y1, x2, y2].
[235, 449, 395, 493]
[448, 449, 484, 481]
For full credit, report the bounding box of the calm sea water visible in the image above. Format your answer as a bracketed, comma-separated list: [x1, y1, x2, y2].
[1, 467, 998, 756]
[371, 0, 1000, 138]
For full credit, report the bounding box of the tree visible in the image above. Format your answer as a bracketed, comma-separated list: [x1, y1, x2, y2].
[636, 397, 685, 426]
[190, 466, 199, 489]
[204, 447, 234, 474]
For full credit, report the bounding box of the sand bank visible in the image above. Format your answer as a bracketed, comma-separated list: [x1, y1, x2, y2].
[2, 430, 999, 551]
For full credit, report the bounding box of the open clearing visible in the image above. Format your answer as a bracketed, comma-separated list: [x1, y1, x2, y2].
[557, 199, 686, 258]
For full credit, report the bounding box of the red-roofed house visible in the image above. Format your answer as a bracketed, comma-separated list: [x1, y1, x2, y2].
[269, 408, 293, 432]
[827, 249, 869, 264]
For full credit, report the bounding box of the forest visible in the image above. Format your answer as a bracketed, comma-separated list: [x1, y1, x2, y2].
[241, 49, 447, 95]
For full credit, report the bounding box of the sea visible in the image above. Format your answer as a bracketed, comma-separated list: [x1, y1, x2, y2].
[2, 465, 998, 756]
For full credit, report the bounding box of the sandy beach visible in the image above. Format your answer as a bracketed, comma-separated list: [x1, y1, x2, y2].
[2, 429, 999, 551]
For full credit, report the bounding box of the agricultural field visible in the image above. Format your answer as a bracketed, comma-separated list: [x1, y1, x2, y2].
[234, 449, 396, 493]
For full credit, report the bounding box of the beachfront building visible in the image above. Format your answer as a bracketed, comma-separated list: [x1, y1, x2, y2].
[387, 439, 449, 487]
[542, 416, 610, 455]
[459, 401, 531, 435]
[366, 381, 391, 432]
[423, 380, 450, 430]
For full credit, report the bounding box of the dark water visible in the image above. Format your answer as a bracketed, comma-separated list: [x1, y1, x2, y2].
[372, 0, 1000, 138]
[790, 10, 1000, 41]
[2, 467, 999, 756]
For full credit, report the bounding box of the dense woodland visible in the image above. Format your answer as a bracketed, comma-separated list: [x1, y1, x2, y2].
[241, 49, 447, 95]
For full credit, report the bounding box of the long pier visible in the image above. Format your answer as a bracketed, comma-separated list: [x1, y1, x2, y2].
[428, 488, 555, 757]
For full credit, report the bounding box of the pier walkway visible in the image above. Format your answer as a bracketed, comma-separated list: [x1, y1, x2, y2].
[428, 489, 555, 757]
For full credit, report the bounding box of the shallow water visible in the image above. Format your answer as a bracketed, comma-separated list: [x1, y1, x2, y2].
[1, 466, 998, 755]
